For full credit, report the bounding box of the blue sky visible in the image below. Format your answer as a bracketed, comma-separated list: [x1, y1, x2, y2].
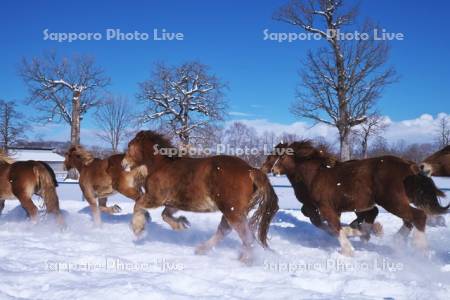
[0, 0, 449, 143]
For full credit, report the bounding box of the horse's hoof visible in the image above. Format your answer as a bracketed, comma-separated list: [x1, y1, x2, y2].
[194, 245, 210, 255]
[372, 222, 384, 237]
[359, 234, 370, 243]
[144, 211, 151, 223]
[175, 216, 191, 230]
[339, 248, 354, 257]
[111, 205, 122, 213]
[238, 251, 254, 265]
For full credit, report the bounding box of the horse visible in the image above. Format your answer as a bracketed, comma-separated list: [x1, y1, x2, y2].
[269, 140, 448, 256]
[420, 145, 450, 176]
[121, 130, 279, 263]
[261, 142, 382, 240]
[0, 150, 64, 227]
[64, 145, 191, 229]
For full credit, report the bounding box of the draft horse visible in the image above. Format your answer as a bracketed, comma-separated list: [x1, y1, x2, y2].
[261, 142, 382, 239]
[65, 145, 191, 228]
[121, 131, 279, 263]
[0, 150, 64, 226]
[269, 141, 448, 256]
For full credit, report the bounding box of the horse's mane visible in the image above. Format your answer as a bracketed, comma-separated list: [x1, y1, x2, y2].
[134, 130, 175, 149]
[0, 149, 14, 164]
[289, 140, 338, 165]
[68, 145, 95, 165]
[438, 145, 450, 154]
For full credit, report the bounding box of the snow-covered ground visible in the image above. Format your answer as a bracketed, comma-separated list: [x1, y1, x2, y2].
[1, 177, 450, 299]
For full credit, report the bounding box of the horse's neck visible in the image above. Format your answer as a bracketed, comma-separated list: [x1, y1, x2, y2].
[287, 160, 321, 191]
[74, 159, 90, 172]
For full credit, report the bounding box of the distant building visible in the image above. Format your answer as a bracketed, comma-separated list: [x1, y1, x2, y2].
[9, 147, 67, 180]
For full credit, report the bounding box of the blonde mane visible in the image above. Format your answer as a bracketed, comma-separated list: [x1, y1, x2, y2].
[68, 145, 95, 165]
[0, 149, 15, 164]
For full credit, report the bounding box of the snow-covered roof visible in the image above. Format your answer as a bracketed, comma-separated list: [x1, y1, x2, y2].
[10, 148, 65, 162]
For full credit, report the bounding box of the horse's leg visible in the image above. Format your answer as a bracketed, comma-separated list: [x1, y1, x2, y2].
[0, 199, 5, 215]
[12, 184, 38, 223]
[82, 190, 101, 226]
[98, 197, 122, 214]
[18, 196, 39, 223]
[384, 201, 427, 251]
[161, 206, 190, 230]
[353, 207, 383, 241]
[396, 220, 413, 240]
[301, 204, 323, 228]
[131, 194, 159, 237]
[195, 215, 231, 255]
[227, 217, 255, 264]
[319, 205, 360, 256]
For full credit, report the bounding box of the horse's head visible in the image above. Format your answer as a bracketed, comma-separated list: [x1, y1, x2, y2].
[261, 142, 289, 174]
[122, 135, 144, 171]
[420, 145, 450, 177]
[122, 130, 174, 171]
[271, 151, 296, 176]
[64, 145, 94, 171]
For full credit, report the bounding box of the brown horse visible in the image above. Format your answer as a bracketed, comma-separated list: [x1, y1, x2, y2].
[0, 150, 64, 226]
[420, 145, 450, 176]
[269, 141, 447, 256]
[121, 131, 279, 263]
[261, 142, 382, 239]
[64, 145, 190, 228]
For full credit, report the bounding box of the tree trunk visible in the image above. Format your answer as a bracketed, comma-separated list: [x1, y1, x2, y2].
[71, 91, 81, 145]
[362, 140, 368, 159]
[339, 129, 351, 161]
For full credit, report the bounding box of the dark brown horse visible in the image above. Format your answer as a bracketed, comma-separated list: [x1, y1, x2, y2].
[261, 142, 382, 239]
[121, 131, 279, 263]
[0, 150, 64, 227]
[269, 141, 447, 256]
[64, 145, 190, 229]
[421, 145, 450, 176]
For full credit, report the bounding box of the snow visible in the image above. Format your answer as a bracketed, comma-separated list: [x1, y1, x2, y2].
[10, 148, 65, 162]
[0, 177, 450, 299]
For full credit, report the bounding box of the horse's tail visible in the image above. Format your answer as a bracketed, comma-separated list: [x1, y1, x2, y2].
[405, 174, 449, 215]
[33, 162, 64, 225]
[248, 169, 279, 248]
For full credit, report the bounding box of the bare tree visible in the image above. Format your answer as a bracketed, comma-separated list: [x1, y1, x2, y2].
[20, 52, 110, 145]
[436, 115, 450, 148]
[94, 96, 134, 153]
[138, 62, 227, 146]
[0, 100, 27, 153]
[275, 0, 397, 160]
[354, 114, 388, 158]
[224, 122, 260, 165]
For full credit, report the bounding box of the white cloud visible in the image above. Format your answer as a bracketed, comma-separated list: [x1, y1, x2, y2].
[227, 113, 450, 145]
[228, 111, 253, 117]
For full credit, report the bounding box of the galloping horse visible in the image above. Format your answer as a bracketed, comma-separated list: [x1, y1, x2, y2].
[65, 145, 190, 229]
[0, 150, 64, 227]
[269, 141, 447, 256]
[261, 142, 382, 239]
[121, 131, 279, 263]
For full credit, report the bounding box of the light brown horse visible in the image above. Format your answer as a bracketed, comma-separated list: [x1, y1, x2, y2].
[421, 145, 450, 176]
[121, 131, 279, 263]
[269, 141, 447, 256]
[0, 150, 64, 226]
[64, 145, 190, 229]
